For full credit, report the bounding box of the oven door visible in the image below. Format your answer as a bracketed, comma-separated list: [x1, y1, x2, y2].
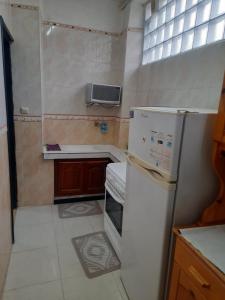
[105, 180, 124, 236]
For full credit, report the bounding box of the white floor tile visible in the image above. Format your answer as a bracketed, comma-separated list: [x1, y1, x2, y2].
[63, 217, 94, 237]
[3, 280, 63, 300]
[54, 217, 94, 245]
[51, 205, 61, 224]
[87, 215, 104, 232]
[53, 220, 70, 246]
[57, 242, 85, 279]
[62, 273, 122, 300]
[112, 271, 129, 300]
[15, 206, 53, 227]
[13, 223, 56, 252]
[5, 246, 60, 291]
[97, 200, 105, 212]
[4, 204, 128, 300]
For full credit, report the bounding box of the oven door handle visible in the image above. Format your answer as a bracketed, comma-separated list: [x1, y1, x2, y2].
[105, 181, 125, 205]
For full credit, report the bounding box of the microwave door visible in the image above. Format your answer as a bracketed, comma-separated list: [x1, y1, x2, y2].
[86, 83, 121, 105]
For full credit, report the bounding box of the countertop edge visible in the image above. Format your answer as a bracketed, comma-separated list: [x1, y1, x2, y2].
[42, 145, 127, 162]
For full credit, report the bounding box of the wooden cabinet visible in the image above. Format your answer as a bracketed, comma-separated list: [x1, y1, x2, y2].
[168, 230, 225, 300]
[84, 159, 108, 195]
[169, 75, 225, 300]
[199, 73, 225, 225]
[170, 263, 207, 300]
[54, 158, 110, 197]
[55, 160, 84, 197]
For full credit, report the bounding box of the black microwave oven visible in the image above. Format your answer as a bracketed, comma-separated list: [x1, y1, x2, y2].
[86, 83, 122, 106]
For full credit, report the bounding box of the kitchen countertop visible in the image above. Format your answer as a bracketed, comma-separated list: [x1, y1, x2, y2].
[42, 144, 127, 162]
[181, 225, 225, 275]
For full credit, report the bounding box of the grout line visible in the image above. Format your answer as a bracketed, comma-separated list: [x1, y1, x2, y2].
[112, 271, 129, 300]
[4, 279, 61, 294]
[14, 221, 54, 227]
[55, 239, 66, 300]
[10, 245, 51, 255]
[11, 245, 55, 255]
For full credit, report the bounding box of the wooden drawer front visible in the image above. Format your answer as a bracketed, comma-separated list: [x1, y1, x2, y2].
[177, 270, 207, 300]
[175, 239, 225, 300]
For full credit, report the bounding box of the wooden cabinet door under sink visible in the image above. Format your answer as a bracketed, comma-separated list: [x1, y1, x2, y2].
[83, 159, 109, 195]
[54, 160, 84, 197]
[54, 158, 110, 198]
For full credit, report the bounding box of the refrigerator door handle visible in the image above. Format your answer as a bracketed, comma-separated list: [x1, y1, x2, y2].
[127, 155, 176, 191]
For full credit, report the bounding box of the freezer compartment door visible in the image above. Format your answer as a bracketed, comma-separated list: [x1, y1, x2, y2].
[121, 162, 176, 300]
[128, 108, 184, 181]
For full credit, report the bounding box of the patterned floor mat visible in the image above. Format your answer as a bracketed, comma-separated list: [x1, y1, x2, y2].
[58, 201, 102, 219]
[72, 231, 121, 278]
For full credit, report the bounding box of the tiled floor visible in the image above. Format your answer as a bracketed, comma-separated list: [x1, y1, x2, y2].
[3, 202, 128, 300]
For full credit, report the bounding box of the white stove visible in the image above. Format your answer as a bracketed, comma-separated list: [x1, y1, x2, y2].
[106, 162, 126, 201]
[104, 162, 127, 259]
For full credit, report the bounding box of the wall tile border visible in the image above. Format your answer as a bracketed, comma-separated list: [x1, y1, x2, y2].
[115, 117, 129, 123]
[127, 27, 143, 33]
[120, 27, 143, 37]
[11, 3, 143, 37]
[42, 20, 121, 37]
[43, 20, 143, 37]
[13, 114, 130, 123]
[11, 3, 39, 11]
[14, 115, 42, 122]
[44, 114, 130, 123]
[44, 114, 115, 121]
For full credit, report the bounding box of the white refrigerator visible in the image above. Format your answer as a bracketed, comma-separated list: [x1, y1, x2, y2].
[121, 107, 218, 300]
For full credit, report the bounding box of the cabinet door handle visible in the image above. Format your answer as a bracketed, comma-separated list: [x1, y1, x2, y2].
[188, 265, 210, 288]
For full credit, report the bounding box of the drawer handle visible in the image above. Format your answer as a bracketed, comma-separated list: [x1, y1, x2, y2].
[188, 265, 210, 288]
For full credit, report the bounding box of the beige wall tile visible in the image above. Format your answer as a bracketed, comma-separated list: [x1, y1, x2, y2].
[15, 121, 54, 207]
[0, 6, 13, 295]
[43, 116, 130, 149]
[43, 118, 116, 145]
[0, 131, 12, 297]
[114, 119, 129, 149]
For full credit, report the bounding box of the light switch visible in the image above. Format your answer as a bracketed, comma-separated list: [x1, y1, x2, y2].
[20, 107, 29, 115]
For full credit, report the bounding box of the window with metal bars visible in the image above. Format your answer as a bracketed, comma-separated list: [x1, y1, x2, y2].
[143, 0, 225, 65]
